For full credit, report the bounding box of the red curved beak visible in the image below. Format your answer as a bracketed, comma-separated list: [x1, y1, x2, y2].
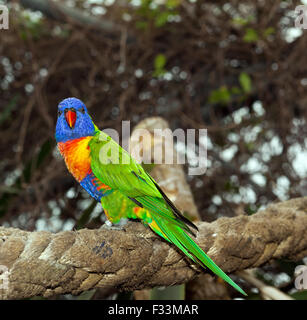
[65, 109, 76, 129]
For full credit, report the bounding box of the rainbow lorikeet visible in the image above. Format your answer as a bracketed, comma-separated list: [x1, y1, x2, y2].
[55, 97, 246, 296]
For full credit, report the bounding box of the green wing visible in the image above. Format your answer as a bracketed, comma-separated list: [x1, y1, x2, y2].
[89, 130, 246, 296]
[88, 131, 161, 195]
[89, 131, 196, 233]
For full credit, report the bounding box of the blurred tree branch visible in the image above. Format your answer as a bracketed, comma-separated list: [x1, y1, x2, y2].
[19, 0, 122, 35]
[237, 269, 294, 300]
[0, 196, 306, 299]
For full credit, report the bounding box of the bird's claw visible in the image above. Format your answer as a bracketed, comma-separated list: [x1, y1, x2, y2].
[100, 219, 127, 231]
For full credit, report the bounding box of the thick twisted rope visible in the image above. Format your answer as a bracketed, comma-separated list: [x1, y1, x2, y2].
[0, 197, 306, 299]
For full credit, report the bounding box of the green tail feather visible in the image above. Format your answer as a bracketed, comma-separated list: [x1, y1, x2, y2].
[151, 215, 247, 296]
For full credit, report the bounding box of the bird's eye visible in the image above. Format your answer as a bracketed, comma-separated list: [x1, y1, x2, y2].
[58, 110, 62, 117]
[80, 107, 85, 114]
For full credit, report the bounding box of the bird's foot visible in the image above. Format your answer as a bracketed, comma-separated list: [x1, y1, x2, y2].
[100, 219, 128, 231]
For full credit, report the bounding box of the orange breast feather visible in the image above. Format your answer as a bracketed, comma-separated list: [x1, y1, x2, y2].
[58, 137, 92, 182]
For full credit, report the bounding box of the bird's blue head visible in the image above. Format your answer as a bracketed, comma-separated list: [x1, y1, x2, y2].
[55, 97, 96, 143]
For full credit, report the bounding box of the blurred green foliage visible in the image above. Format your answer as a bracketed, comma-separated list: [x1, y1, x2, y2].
[134, 0, 180, 29]
[209, 72, 252, 105]
[153, 53, 167, 77]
